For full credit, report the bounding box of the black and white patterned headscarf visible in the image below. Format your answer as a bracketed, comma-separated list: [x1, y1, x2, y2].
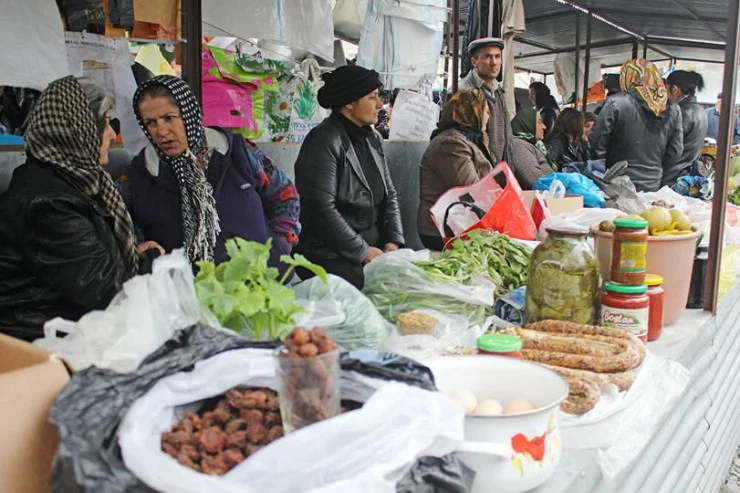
[133, 76, 220, 262]
[25, 76, 139, 278]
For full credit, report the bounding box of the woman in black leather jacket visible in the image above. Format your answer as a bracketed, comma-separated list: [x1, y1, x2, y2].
[0, 77, 144, 341]
[294, 65, 405, 289]
[664, 70, 708, 185]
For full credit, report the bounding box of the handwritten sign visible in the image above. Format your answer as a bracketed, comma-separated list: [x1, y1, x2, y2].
[389, 90, 440, 141]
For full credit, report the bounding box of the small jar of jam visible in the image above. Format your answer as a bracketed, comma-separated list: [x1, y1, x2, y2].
[601, 282, 650, 343]
[476, 334, 523, 359]
[645, 274, 665, 341]
[611, 218, 649, 286]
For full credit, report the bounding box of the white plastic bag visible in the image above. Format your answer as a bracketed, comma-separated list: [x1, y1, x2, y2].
[118, 348, 464, 493]
[35, 249, 200, 372]
[537, 208, 624, 240]
[363, 249, 496, 326]
[293, 275, 393, 349]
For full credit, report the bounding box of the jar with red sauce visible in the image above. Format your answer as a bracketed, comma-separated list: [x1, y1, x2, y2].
[601, 282, 649, 343]
[476, 334, 523, 359]
[645, 274, 665, 341]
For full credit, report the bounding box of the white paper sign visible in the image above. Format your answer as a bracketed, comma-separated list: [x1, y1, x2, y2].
[0, 0, 70, 90]
[65, 32, 147, 156]
[389, 90, 439, 141]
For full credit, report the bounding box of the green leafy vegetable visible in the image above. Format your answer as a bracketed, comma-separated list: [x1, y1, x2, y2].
[195, 238, 327, 340]
[729, 186, 740, 206]
[416, 230, 531, 296]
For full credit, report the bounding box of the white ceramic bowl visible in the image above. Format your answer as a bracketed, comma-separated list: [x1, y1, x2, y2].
[425, 355, 569, 493]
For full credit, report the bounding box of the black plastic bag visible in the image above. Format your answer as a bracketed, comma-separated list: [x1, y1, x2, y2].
[50, 324, 473, 493]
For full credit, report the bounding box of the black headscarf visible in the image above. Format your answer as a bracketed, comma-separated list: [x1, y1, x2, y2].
[317, 65, 383, 109]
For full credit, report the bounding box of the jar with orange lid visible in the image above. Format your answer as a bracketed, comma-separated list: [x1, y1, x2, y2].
[646, 274, 665, 341]
[610, 218, 649, 286]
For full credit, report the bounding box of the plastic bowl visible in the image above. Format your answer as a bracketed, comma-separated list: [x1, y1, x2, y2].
[590, 226, 701, 326]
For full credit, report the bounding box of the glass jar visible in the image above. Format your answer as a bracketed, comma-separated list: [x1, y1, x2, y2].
[645, 274, 665, 341]
[601, 282, 649, 343]
[610, 218, 649, 285]
[476, 333, 523, 359]
[524, 228, 600, 326]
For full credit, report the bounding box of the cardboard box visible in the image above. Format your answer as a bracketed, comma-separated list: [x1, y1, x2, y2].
[523, 190, 584, 216]
[0, 335, 71, 493]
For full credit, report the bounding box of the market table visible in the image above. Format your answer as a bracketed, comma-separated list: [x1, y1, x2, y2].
[534, 281, 740, 493]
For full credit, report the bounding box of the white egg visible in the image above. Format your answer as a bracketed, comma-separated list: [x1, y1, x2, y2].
[503, 399, 536, 414]
[474, 399, 503, 416]
[450, 390, 478, 414]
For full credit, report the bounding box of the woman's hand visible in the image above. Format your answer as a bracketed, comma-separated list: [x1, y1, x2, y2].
[364, 246, 384, 264]
[136, 241, 165, 258]
[383, 243, 400, 253]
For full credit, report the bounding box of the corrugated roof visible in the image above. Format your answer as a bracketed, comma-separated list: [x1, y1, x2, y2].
[512, 0, 730, 74]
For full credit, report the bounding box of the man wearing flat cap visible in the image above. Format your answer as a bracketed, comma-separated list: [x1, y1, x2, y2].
[459, 37, 514, 166]
[294, 65, 405, 289]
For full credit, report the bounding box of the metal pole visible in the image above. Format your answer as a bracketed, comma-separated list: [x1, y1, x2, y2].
[574, 13, 580, 107]
[582, 13, 592, 113]
[632, 40, 639, 59]
[181, 0, 202, 104]
[443, 0, 452, 99]
[643, 39, 648, 59]
[704, 0, 740, 313]
[488, 0, 496, 37]
[452, 0, 460, 93]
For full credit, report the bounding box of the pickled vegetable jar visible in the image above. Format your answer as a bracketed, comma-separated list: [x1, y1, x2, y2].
[524, 228, 600, 325]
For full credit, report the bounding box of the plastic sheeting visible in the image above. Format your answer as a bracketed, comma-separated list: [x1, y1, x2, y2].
[357, 0, 447, 90]
[50, 324, 473, 493]
[553, 52, 603, 105]
[201, 0, 337, 62]
[334, 0, 369, 41]
[0, 0, 70, 90]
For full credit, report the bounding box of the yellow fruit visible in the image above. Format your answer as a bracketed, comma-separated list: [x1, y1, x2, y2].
[641, 207, 672, 234]
[599, 220, 615, 232]
[669, 209, 692, 231]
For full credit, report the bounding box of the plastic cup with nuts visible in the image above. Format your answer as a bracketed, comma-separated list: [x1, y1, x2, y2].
[274, 327, 341, 433]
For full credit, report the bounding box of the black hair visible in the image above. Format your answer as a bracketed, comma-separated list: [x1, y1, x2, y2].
[529, 82, 552, 108]
[547, 107, 585, 144]
[666, 70, 705, 96]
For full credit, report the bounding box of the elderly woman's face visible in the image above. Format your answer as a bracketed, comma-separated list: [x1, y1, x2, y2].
[536, 112, 546, 140]
[98, 111, 116, 166]
[138, 96, 188, 157]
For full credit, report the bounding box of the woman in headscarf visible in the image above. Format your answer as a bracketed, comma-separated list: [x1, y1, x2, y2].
[120, 75, 299, 274]
[0, 77, 138, 341]
[418, 89, 493, 250]
[545, 108, 590, 169]
[529, 82, 559, 139]
[664, 70, 708, 185]
[509, 107, 554, 189]
[295, 65, 404, 288]
[590, 59, 683, 192]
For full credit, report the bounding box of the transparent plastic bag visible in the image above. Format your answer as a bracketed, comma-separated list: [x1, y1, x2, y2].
[118, 348, 465, 493]
[293, 275, 394, 349]
[363, 250, 495, 326]
[35, 249, 200, 373]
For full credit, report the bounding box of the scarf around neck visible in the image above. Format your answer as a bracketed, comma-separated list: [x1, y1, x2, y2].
[133, 75, 220, 263]
[25, 76, 139, 278]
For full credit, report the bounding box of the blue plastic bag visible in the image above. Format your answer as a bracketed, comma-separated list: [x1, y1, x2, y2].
[534, 173, 606, 208]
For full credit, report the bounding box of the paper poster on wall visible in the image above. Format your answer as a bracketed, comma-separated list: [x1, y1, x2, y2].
[388, 90, 439, 141]
[65, 32, 146, 155]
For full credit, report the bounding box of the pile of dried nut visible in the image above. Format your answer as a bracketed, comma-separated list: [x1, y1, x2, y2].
[161, 387, 283, 475]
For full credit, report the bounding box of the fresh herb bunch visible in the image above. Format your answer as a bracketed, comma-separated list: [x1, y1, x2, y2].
[195, 238, 327, 340]
[416, 230, 531, 295]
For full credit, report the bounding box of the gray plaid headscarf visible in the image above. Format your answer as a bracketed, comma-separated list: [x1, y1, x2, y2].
[133, 76, 220, 262]
[25, 76, 138, 278]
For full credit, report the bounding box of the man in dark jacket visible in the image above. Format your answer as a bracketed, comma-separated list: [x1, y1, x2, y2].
[458, 37, 514, 166]
[705, 93, 740, 144]
[294, 65, 405, 289]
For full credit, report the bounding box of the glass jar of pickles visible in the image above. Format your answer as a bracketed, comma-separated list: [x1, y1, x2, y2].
[524, 228, 600, 325]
